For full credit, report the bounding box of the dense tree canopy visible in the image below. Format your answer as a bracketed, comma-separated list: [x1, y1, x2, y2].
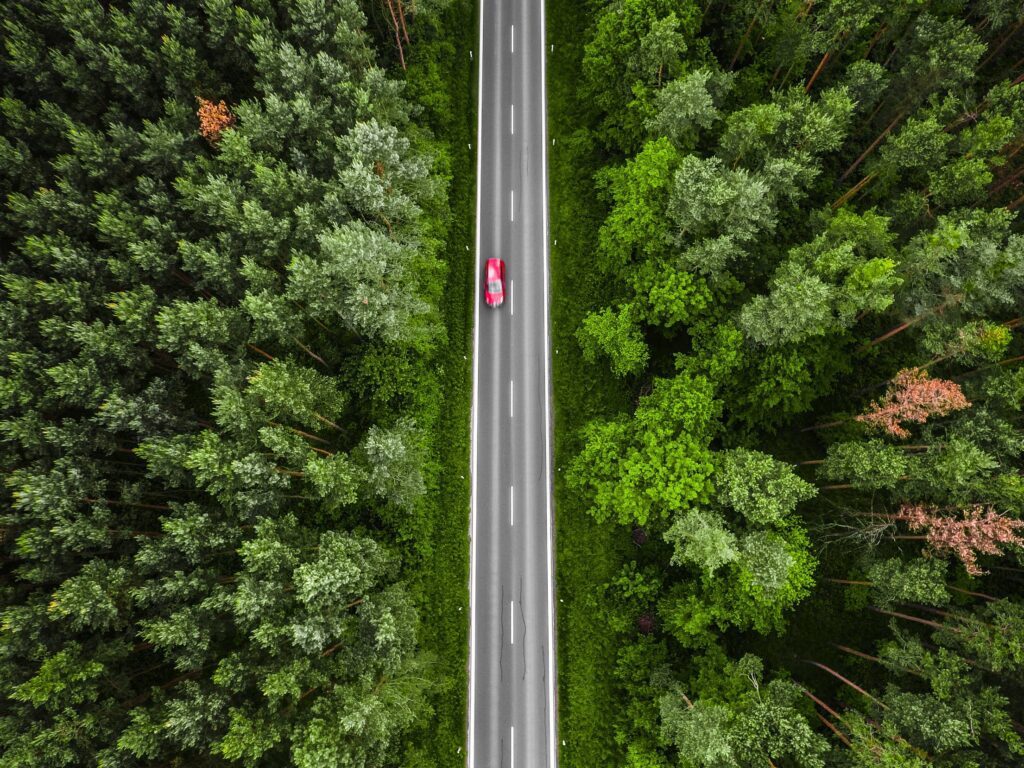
[0, 0, 458, 765]
[8, 0, 1024, 764]
[562, 0, 1024, 765]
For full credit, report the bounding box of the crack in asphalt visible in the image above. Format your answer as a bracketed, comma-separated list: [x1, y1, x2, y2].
[541, 642, 550, 768]
[518, 575, 527, 680]
[499, 582, 505, 682]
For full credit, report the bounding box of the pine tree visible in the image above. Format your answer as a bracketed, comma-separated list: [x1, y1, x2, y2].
[0, 0, 442, 763]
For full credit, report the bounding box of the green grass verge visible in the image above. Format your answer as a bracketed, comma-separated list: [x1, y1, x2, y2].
[398, 2, 477, 764]
[546, 1, 634, 765]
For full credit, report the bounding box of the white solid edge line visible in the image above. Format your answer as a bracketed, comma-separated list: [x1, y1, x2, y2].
[539, 0, 558, 762]
[467, 0, 484, 760]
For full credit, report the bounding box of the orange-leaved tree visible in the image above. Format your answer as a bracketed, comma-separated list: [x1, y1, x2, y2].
[196, 97, 236, 144]
[899, 503, 1024, 575]
[856, 368, 969, 438]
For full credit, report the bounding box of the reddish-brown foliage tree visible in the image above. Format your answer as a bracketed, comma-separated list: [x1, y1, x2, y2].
[196, 97, 236, 144]
[899, 503, 1024, 575]
[856, 368, 970, 438]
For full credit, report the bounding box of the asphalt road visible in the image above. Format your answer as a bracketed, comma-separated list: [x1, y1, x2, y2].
[467, 0, 557, 764]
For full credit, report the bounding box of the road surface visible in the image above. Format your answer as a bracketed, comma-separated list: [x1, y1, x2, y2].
[467, 0, 557, 764]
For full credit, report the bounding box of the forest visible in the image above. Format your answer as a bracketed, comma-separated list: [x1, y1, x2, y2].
[6, 0, 1024, 766]
[549, 0, 1024, 766]
[0, 0, 475, 765]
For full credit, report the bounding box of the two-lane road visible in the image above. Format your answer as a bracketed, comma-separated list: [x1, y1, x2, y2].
[468, 0, 557, 764]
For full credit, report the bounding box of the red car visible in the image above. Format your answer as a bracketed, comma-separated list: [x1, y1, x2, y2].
[485, 258, 506, 307]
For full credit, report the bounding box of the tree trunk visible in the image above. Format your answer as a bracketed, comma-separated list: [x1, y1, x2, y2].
[834, 643, 883, 664]
[121, 669, 203, 709]
[840, 111, 905, 182]
[126, 660, 170, 681]
[312, 600, 365, 648]
[830, 577, 995, 603]
[866, 312, 926, 347]
[802, 690, 853, 746]
[270, 422, 331, 445]
[802, 688, 845, 722]
[804, 49, 831, 93]
[248, 343, 275, 362]
[863, 23, 888, 59]
[947, 585, 997, 602]
[864, 97, 888, 128]
[171, 268, 194, 285]
[881, 41, 900, 69]
[988, 564, 1024, 574]
[778, 59, 799, 89]
[1006, 187, 1024, 210]
[1002, 137, 1024, 162]
[832, 171, 877, 209]
[910, 604, 996, 628]
[384, 0, 407, 70]
[730, 5, 763, 69]
[869, 605, 945, 630]
[799, 418, 845, 433]
[84, 498, 170, 511]
[313, 412, 345, 432]
[396, 0, 410, 44]
[980, 19, 1024, 69]
[816, 711, 852, 746]
[802, 660, 886, 708]
[293, 337, 329, 368]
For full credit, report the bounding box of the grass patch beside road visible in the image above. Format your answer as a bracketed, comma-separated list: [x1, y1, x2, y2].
[546, 1, 633, 764]
[398, 3, 476, 764]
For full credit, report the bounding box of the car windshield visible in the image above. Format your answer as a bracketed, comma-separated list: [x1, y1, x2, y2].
[487, 280, 502, 293]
